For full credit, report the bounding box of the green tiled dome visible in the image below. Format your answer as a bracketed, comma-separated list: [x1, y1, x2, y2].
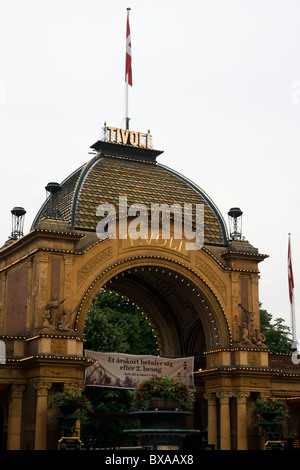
[32, 149, 228, 246]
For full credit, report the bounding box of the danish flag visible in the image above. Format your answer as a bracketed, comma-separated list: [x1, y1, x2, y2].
[125, 11, 132, 86]
[288, 235, 294, 305]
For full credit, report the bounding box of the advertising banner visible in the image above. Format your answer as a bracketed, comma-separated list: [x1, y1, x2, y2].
[84, 350, 195, 390]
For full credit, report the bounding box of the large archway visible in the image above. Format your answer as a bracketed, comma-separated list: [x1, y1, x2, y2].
[76, 257, 232, 360]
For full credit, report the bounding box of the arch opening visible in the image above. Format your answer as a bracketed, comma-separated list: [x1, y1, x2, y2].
[83, 287, 160, 356]
[78, 260, 231, 365]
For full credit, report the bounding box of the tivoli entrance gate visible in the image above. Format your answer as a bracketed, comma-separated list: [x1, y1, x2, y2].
[1, 129, 300, 450]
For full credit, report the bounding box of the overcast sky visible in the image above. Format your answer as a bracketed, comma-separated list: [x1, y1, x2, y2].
[1, 0, 300, 340]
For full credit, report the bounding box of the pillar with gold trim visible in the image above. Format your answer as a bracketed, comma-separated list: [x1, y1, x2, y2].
[216, 391, 232, 450]
[34, 382, 51, 450]
[7, 384, 25, 450]
[235, 391, 250, 450]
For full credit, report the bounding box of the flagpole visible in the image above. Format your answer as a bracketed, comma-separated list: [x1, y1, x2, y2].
[288, 233, 297, 350]
[125, 7, 131, 130]
[125, 75, 129, 130]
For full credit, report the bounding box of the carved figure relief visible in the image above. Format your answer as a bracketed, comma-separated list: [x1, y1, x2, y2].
[238, 304, 266, 348]
[41, 297, 76, 333]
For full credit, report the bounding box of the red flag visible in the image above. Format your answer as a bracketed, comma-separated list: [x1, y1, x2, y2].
[125, 10, 132, 86]
[288, 235, 294, 304]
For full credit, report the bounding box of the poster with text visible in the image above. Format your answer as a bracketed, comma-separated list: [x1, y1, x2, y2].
[84, 350, 195, 390]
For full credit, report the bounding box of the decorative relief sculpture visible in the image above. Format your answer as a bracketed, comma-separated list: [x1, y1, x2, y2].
[77, 246, 113, 288]
[238, 304, 266, 348]
[58, 307, 77, 333]
[196, 256, 227, 302]
[239, 322, 253, 346]
[252, 329, 266, 347]
[41, 297, 77, 333]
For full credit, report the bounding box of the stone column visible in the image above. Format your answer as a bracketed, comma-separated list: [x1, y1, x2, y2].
[235, 392, 250, 450]
[33, 382, 51, 450]
[7, 384, 26, 450]
[216, 391, 232, 450]
[204, 393, 218, 449]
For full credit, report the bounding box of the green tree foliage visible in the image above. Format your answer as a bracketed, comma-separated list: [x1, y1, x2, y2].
[259, 304, 292, 353]
[84, 289, 158, 356]
[81, 289, 158, 448]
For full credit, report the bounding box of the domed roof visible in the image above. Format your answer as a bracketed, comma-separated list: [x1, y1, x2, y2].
[31, 141, 228, 246]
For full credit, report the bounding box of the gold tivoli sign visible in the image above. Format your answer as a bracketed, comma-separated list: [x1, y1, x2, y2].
[106, 126, 151, 149]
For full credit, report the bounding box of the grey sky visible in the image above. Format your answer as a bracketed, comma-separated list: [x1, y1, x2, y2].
[1, 0, 299, 340]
